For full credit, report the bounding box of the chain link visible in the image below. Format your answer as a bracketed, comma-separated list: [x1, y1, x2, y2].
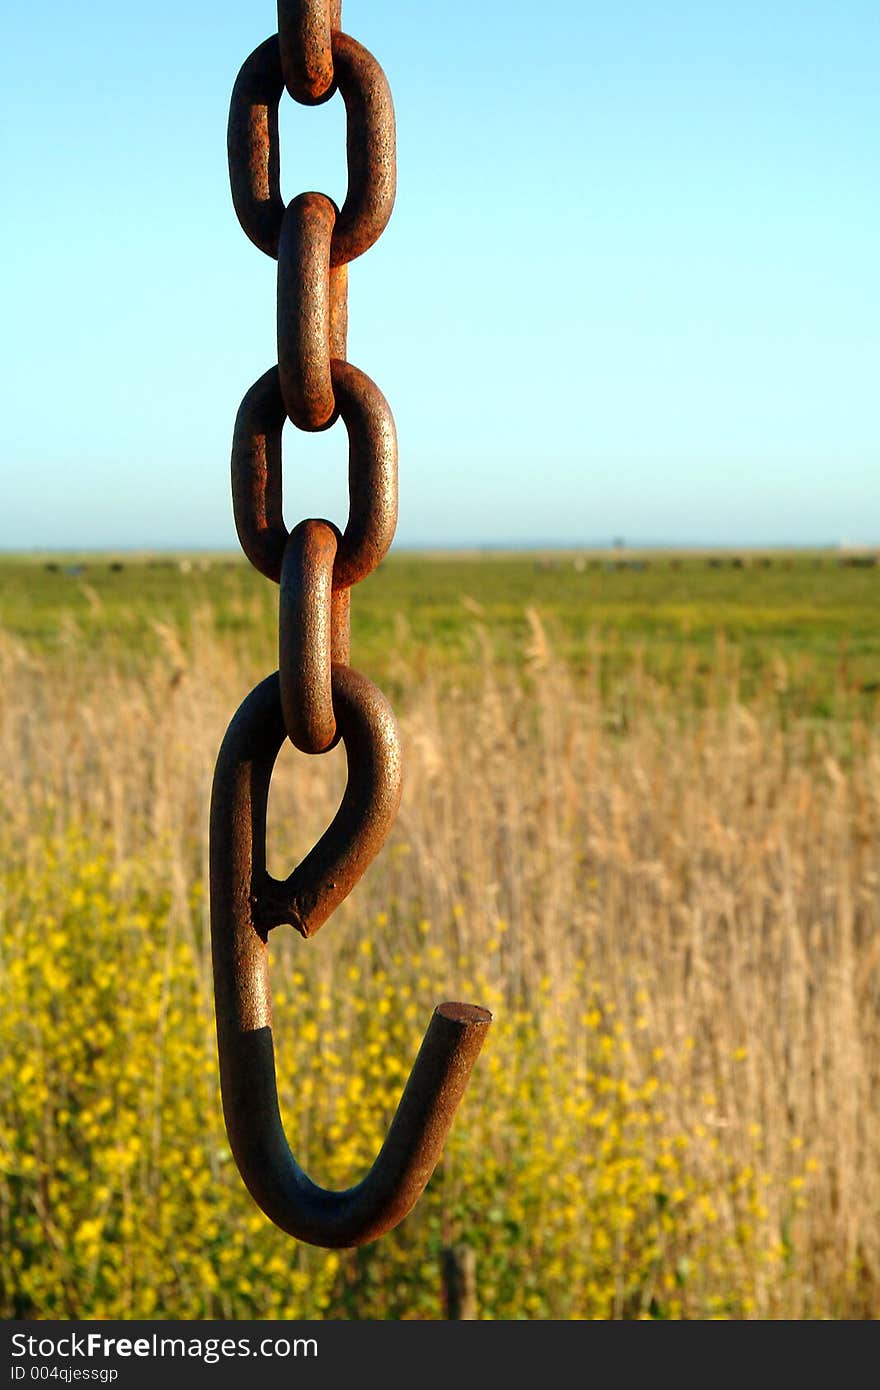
[211, 1, 491, 1250]
[277, 194, 344, 431]
[230, 359, 397, 589]
[277, 0, 341, 106]
[279, 518, 347, 752]
[227, 31, 395, 264]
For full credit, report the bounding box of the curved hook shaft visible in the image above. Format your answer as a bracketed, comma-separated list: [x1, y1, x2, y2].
[210, 670, 491, 1246]
[215, 997, 490, 1248]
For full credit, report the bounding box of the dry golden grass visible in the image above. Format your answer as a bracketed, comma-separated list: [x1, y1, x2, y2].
[1, 599, 878, 1317]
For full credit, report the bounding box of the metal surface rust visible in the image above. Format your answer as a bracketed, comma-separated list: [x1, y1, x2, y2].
[328, 32, 396, 267]
[277, 0, 342, 106]
[230, 366, 287, 582]
[212, 668, 402, 939]
[279, 518, 344, 753]
[231, 360, 398, 588]
[277, 193, 340, 431]
[227, 30, 395, 266]
[228, 37, 285, 259]
[214, 0, 491, 1249]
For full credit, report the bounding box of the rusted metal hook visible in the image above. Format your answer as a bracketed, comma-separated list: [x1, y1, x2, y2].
[210, 669, 491, 1246]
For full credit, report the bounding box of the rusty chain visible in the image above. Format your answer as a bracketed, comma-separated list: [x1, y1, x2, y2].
[210, 1, 491, 1249]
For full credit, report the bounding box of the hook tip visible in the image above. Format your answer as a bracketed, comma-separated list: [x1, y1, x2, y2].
[436, 1001, 493, 1027]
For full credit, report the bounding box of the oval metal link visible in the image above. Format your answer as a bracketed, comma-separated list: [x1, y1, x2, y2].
[232, 360, 397, 587]
[279, 518, 348, 753]
[227, 33, 395, 266]
[277, 0, 341, 106]
[277, 192, 342, 431]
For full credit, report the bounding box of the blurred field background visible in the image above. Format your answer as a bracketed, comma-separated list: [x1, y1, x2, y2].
[1, 547, 879, 1319]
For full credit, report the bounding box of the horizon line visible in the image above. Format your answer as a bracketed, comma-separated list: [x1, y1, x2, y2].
[2, 540, 879, 557]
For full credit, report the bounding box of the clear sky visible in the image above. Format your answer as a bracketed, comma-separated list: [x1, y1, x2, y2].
[2, 1, 877, 549]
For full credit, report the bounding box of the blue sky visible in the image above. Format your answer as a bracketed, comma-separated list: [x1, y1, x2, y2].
[2, 1, 877, 549]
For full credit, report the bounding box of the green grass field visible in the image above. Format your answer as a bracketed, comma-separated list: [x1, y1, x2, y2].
[2, 548, 878, 718]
